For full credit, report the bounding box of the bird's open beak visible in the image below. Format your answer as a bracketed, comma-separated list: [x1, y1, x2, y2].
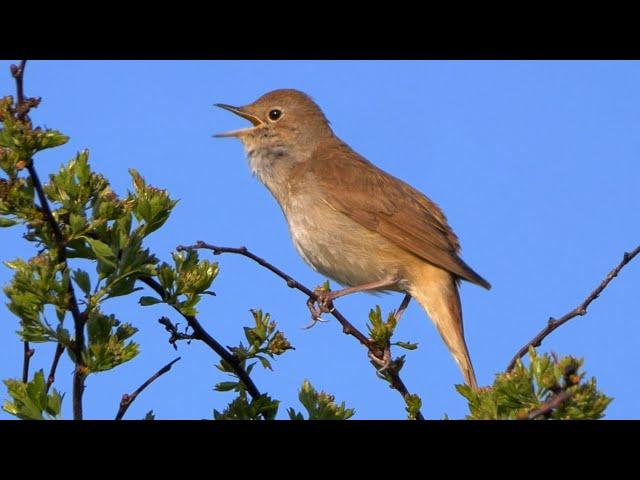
[214, 104, 264, 137]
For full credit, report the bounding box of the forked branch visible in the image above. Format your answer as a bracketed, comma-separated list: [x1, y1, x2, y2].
[139, 277, 264, 402]
[11, 60, 87, 419]
[179, 241, 425, 421]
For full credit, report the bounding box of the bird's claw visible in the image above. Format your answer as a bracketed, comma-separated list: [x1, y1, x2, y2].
[302, 316, 330, 330]
[304, 296, 332, 329]
[314, 289, 336, 313]
[304, 290, 336, 326]
[369, 346, 392, 373]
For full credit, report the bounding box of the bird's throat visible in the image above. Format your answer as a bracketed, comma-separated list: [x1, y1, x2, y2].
[244, 143, 297, 205]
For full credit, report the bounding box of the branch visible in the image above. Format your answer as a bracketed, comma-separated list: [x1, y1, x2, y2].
[524, 390, 573, 420]
[180, 243, 377, 351]
[115, 357, 181, 420]
[179, 241, 425, 421]
[46, 343, 65, 393]
[508, 245, 640, 372]
[22, 341, 34, 383]
[11, 60, 87, 419]
[158, 316, 196, 349]
[139, 277, 264, 402]
[11, 61, 30, 121]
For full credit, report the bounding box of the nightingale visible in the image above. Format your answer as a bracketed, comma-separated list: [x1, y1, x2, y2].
[215, 89, 490, 388]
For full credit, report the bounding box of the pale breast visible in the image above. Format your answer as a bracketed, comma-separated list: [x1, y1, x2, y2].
[246, 146, 413, 291]
[282, 191, 412, 291]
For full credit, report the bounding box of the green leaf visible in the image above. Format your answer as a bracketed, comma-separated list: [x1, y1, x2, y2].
[213, 393, 279, 420]
[85, 310, 139, 373]
[214, 381, 239, 392]
[83, 237, 117, 273]
[366, 305, 399, 347]
[139, 296, 163, 306]
[287, 408, 305, 420]
[0, 217, 18, 227]
[72, 269, 91, 296]
[393, 341, 418, 350]
[267, 331, 294, 355]
[68, 212, 86, 236]
[295, 380, 355, 420]
[157, 264, 175, 292]
[35, 130, 69, 151]
[456, 348, 612, 420]
[405, 393, 423, 420]
[256, 356, 273, 371]
[4, 255, 62, 343]
[128, 168, 179, 236]
[3, 370, 64, 420]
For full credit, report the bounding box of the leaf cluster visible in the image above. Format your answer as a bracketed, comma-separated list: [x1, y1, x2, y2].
[140, 249, 217, 317]
[367, 305, 418, 352]
[287, 380, 355, 420]
[456, 347, 612, 420]
[214, 309, 293, 393]
[3, 370, 63, 420]
[1, 94, 179, 417]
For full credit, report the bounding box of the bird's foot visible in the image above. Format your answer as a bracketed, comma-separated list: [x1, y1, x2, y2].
[369, 346, 392, 373]
[315, 288, 337, 313]
[303, 295, 333, 329]
[304, 287, 336, 319]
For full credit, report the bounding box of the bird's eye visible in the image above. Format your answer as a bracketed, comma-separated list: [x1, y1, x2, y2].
[268, 109, 282, 121]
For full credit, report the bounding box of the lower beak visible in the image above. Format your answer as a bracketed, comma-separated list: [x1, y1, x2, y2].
[214, 103, 263, 137]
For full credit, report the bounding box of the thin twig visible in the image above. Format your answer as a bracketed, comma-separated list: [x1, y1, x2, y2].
[46, 343, 65, 393]
[11, 61, 27, 120]
[525, 390, 573, 420]
[139, 277, 264, 402]
[387, 370, 421, 415]
[115, 357, 181, 420]
[12, 60, 87, 419]
[22, 341, 34, 383]
[158, 316, 196, 349]
[180, 243, 377, 352]
[508, 245, 640, 372]
[180, 241, 425, 421]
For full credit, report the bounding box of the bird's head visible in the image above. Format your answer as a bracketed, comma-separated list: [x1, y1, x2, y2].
[214, 89, 332, 146]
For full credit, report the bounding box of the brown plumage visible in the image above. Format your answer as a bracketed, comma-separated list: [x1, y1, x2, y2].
[215, 89, 490, 389]
[307, 139, 491, 290]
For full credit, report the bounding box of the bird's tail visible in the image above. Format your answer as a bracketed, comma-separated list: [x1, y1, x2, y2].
[409, 264, 478, 390]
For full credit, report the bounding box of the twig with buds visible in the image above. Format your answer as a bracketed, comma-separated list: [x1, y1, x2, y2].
[11, 60, 86, 419]
[508, 245, 640, 372]
[115, 357, 181, 420]
[179, 241, 426, 420]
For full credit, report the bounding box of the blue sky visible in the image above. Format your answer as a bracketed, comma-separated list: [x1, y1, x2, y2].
[1, 60, 638, 420]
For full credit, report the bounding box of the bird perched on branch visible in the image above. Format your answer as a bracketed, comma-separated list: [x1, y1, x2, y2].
[215, 89, 490, 389]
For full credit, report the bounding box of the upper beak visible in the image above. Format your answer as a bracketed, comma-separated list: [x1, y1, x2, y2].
[214, 103, 263, 137]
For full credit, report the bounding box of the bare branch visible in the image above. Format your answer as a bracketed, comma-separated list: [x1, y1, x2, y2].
[46, 343, 65, 393]
[11, 60, 87, 419]
[22, 341, 34, 383]
[524, 390, 573, 420]
[115, 357, 181, 420]
[11, 61, 41, 123]
[179, 243, 378, 351]
[508, 245, 640, 372]
[158, 316, 196, 349]
[180, 241, 425, 421]
[139, 277, 264, 403]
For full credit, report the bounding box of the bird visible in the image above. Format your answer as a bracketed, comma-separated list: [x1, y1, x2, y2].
[214, 89, 490, 389]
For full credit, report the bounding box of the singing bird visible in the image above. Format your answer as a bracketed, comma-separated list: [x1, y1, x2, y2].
[215, 89, 490, 388]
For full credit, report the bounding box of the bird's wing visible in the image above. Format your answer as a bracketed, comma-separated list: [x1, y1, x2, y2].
[308, 140, 491, 290]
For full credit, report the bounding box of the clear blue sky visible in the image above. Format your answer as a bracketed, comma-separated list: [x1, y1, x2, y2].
[1, 60, 638, 420]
